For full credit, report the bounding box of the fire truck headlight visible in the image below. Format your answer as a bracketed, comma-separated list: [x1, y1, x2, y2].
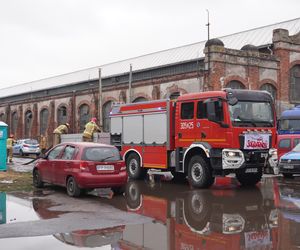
[222, 149, 245, 169]
[223, 214, 245, 234]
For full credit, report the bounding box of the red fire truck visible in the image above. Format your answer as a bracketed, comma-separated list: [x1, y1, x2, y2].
[110, 89, 278, 188]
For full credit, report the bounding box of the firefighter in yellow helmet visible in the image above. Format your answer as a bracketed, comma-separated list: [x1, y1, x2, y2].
[53, 123, 70, 146]
[82, 117, 101, 142]
[6, 134, 16, 163]
[39, 134, 48, 155]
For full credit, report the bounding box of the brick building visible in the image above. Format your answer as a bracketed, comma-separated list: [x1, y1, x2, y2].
[0, 18, 300, 145]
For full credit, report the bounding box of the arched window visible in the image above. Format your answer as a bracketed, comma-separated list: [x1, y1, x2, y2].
[79, 104, 90, 132]
[11, 112, 18, 136]
[260, 83, 277, 100]
[132, 97, 148, 103]
[290, 65, 300, 103]
[25, 110, 33, 138]
[102, 101, 113, 132]
[40, 109, 49, 135]
[57, 106, 67, 125]
[169, 92, 180, 100]
[226, 80, 245, 89]
[0, 113, 5, 122]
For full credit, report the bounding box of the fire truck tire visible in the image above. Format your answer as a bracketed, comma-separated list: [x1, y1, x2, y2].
[236, 169, 262, 186]
[125, 181, 141, 209]
[184, 191, 211, 231]
[126, 153, 143, 179]
[188, 155, 214, 188]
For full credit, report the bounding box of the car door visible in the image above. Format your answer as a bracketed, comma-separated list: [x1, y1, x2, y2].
[13, 140, 21, 154]
[54, 145, 77, 185]
[41, 145, 65, 183]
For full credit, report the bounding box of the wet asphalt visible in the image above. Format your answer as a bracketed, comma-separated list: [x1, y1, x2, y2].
[0, 157, 299, 249]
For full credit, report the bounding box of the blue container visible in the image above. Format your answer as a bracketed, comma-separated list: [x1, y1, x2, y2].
[0, 193, 6, 224]
[0, 122, 8, 171]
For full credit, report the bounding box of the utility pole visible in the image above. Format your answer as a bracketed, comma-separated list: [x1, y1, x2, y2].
[98, 68, 103, 129]
[206, 9, 211, 91]
[128, 64, 133, 103]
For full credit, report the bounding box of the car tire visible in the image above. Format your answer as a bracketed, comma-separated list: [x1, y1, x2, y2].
[126, 153, 144, 179]
[112, 185, 125, 195]
[33, 169, 44, 188]
[236, 168, 262, 186]
[187, 155, 214, 188]
[66, 176, 81, 197]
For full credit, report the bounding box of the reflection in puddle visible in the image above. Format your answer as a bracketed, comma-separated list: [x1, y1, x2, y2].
[3, 177, 300, 249]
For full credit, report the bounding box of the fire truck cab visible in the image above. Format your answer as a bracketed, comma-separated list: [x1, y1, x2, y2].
[110, 89, 277, 188]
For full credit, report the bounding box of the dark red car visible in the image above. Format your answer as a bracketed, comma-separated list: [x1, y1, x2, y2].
[32, 142, 127, 197]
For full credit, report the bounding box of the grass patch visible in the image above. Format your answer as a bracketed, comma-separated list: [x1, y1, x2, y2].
[0, 169, 33, 192]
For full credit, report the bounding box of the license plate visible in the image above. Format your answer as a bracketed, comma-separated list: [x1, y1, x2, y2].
[96, 165, 114, 171]
[245, 168, 258, 173]
[284, 165, 294, 169]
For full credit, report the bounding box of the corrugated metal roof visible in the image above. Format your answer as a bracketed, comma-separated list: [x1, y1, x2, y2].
[1, 17, 300, 98]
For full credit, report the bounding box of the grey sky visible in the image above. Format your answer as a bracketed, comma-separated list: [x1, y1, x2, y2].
[1, 0, 300, 89]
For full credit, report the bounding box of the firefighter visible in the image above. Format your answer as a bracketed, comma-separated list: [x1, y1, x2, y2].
[6, 134, 15, 163]
[53, 123, 70, 146]
[82, 117, 101, 142]
[39, 134, 48, 155]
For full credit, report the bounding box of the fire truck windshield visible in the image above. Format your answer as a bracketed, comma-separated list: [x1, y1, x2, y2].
[229, 101, 274, 127]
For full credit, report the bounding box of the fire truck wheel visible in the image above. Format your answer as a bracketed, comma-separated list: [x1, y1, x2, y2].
[188, 155, 213, 188]
[125, 181, 141, 209]
[184, 191, 211, 231]
[236, 169, 262, 186]
[126, 153, 143, 179]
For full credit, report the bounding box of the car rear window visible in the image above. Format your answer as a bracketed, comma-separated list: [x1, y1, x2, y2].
[24, 139, 38, 145]
[82, 147, 121, 162]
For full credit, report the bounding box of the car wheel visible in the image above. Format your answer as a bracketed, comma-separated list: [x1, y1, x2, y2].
[112, 185, 125, 195]
[188, 155, 214, 188]
[126, 153, 144, 179]
[33, 169, 44, 188]
[66, 177, 81, 197]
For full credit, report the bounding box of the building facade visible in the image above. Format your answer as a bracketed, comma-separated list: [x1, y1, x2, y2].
[0, 24, 300, 145]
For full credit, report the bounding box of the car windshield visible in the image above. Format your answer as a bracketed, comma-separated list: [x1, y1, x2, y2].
[229, 101, 274, 127]
[24, 139, 38, 145]
[82, 147, 121, 162]
[292, 143, 300, 152]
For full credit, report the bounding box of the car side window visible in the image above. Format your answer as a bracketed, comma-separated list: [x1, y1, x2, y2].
[61, 146, 76, 160]
[279, 139, 291, 149]
[48, 145, 65, 160]
[294, 139, 300, 147]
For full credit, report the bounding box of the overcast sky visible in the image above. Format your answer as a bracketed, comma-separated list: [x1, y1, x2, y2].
[1, 0, 300, 89]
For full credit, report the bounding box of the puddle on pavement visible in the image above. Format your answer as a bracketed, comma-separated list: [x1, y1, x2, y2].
[2, 177, 300, 249]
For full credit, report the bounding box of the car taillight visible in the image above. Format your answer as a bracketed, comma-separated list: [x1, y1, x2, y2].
[23, 144, 29, 147]
[80, 161, 90, 172]
[120, 166, 126, 171]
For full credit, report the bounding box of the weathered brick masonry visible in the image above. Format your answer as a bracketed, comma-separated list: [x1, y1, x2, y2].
[0, 28, 300, 145]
